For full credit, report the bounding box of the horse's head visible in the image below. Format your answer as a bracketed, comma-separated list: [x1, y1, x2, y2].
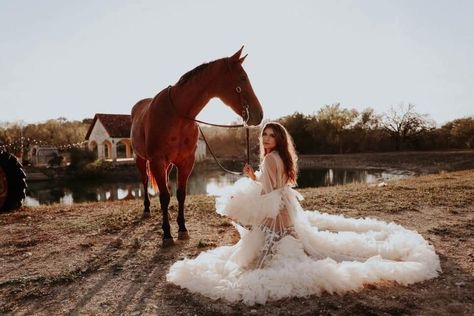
[216, 47, 263, 126]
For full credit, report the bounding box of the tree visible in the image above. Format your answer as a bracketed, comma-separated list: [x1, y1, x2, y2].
[381, 104, 434, 150]
[446, 117, 474, 148]
[356, 108, 381, 130]
[315, 104, 358, 153]
[350, 108, 383, 152]
[279, 112, 314, 154]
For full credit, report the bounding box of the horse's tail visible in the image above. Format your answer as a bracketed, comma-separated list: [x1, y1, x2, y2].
[146, 160, 159, 194]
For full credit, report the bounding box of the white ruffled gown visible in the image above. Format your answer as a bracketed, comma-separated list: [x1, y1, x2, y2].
[166, 151, 441, 305]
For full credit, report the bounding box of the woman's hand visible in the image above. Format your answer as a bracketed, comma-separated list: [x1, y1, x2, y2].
[243, 163, 256, 180]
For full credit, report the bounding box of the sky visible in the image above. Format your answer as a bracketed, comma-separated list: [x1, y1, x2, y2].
[1, 0, 473, 126]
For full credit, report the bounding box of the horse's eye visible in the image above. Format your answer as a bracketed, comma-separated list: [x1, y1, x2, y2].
[241, 75, 247, 81]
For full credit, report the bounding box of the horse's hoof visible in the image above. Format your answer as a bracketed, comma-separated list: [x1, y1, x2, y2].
[162, 238, 175, 248]
[178, 231, 190, 240]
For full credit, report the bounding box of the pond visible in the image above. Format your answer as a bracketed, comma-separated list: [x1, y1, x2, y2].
[24, 168, 411, 206]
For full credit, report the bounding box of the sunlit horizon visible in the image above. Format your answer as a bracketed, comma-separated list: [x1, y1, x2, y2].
[2, 1, 473, 126]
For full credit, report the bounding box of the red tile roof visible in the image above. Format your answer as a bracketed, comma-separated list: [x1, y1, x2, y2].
[85, 113, 131, 140]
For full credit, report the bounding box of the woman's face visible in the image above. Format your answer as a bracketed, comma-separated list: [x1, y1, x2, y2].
[262, 127, 277, 152]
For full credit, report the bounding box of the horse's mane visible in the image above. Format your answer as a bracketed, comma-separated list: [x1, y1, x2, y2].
[177, 63, 210, 86]
[177, 58, 224, 86]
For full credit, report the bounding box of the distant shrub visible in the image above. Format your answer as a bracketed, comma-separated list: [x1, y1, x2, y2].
[48, 153, 64, 167]
[83, 160, 115, 173]
[68, 148, 97, 170]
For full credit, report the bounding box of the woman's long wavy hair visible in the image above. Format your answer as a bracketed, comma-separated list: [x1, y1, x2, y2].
[259, 122, 298, 185]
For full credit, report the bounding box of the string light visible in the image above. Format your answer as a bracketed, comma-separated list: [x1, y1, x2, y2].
[0, 138, 88, 154]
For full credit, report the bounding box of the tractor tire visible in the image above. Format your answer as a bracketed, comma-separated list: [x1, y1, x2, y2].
[0, 151, 27, 212]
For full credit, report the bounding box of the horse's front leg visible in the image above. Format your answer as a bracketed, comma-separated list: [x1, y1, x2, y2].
[176, 157, 195, 240]
[150, 161, 174, 247]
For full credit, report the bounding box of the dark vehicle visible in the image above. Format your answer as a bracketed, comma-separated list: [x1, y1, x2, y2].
[0, 151, 27, 212]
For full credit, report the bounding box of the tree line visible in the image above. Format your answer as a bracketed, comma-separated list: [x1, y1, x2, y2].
[0, 104, 473, 159]
[203, 104, 474, 156]
[0, 118, 90, 156]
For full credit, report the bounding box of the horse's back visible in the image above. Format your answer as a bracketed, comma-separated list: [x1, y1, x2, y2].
[131, 98, 153, 159]
[130, 89, 198, 164]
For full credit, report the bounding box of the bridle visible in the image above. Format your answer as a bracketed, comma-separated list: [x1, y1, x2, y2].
[167, 59, 252, 175]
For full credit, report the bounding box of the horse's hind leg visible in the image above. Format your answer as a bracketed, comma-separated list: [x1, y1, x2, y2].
[136, 156, 150, 214]
[176, 158, 194, 240]
[149, 162, 174, 247]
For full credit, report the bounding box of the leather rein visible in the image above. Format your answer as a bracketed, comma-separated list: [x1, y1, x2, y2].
[167, 84, 250, 176]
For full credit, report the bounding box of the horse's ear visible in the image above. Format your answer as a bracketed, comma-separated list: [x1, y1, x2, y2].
[231, 46, 244, 60]
[239, 54, 248, 64]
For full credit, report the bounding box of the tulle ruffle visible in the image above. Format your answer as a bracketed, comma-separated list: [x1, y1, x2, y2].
[216, 178, 303, 226]
[167, 178, 440, 305]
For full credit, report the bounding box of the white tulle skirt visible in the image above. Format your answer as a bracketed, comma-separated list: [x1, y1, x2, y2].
[166, 178, 440, 305]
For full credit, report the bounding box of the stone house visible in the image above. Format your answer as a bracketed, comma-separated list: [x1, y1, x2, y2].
[85, 114, 133, 160]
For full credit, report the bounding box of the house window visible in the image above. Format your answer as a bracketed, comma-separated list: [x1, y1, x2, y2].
[103, 141, 112, 159]
[117, 141, 127, 158]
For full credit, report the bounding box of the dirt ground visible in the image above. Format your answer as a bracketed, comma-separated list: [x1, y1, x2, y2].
[1, 153, 473, 315]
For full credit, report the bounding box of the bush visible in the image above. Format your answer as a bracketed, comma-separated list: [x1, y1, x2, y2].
[48, 153, 64, 167]
[68, 148, 97, 170]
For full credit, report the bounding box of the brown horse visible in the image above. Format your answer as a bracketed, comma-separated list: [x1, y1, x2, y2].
[131, 47, 263, 246]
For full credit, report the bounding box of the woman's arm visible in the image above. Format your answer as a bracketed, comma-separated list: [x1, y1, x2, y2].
[243, 154, 278, 190]
[258, 154, 294, 233]
[260, 154, 278, 194]
[243, 164, 257, 181]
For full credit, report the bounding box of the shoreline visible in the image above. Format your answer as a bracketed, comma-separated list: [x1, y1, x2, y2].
[298, 149, 474, 174]
[24, 149, 474, 182]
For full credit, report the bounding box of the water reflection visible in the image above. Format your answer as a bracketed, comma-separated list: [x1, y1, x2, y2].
[24, 168, 410, 206]
[297, 168, 408, 187]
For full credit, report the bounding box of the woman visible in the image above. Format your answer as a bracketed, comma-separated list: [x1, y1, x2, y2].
[167, 122, 440, 305]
